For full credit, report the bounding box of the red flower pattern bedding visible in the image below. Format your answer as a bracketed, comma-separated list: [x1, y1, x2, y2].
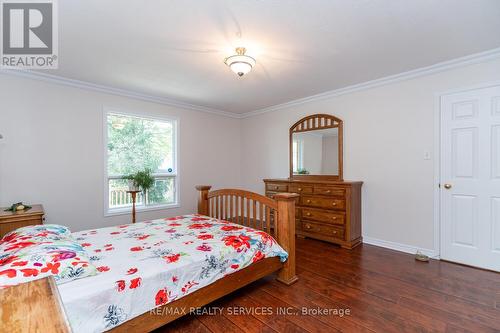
[57, 214, 288, 332]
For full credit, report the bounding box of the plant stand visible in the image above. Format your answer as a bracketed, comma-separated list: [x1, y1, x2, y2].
[126, 190, 141, 224]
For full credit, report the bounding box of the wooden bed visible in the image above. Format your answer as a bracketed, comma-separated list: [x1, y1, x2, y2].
[110, 185, 299, 333]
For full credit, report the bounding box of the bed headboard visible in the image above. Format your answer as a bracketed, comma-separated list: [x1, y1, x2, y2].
[195, 185, 299, 285]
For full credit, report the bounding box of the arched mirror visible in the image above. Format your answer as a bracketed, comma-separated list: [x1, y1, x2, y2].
[289, 114, 343, 180]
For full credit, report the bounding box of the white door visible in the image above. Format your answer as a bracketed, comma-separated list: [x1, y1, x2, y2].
[440, 85, 500, 271]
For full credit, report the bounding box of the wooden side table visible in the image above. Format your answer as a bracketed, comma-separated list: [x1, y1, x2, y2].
[0, 204, 44, 238]
[0, 276, 72, 332]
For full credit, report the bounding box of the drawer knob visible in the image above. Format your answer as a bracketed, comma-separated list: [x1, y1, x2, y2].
[332, 216, 337, 220]
[305, 224, 312, 229]
[275, 186, 279, 190]
[332, 202, 337, 206]
[298, 188, 302, 191]
[333, 230, 337, 234]
[326, 190, 331, 193]
[306, 199, 311, 203]
[306, 212, 311, 216]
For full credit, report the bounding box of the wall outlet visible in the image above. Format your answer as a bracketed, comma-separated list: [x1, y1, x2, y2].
[423, 151, 431, 160]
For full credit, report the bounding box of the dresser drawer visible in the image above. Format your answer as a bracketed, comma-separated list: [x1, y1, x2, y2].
[302, 208, 345, 225]
[266, 183, 288, 192]
[313, 186, 345, 196]
[301, 195, 345, 210]
[0, 218, 43, 238]
[302, 221, 344, 239]
[0, 205, 45, 239]
[289, 184, 313, 194]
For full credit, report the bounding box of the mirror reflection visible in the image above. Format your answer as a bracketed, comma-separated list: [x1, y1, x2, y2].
[292, 128, 339, 175]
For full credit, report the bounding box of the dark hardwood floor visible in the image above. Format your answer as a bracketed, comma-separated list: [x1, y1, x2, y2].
[157, 237, 500, 333]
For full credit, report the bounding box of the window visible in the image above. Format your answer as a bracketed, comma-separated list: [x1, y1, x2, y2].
[292, 139, 303, 173]
[105, 111, 178, 214]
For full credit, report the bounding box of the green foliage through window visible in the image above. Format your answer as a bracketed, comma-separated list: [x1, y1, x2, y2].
[106, 113, 176, 210]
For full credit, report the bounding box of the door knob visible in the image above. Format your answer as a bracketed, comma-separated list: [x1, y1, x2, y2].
[444, 184, 452, 189]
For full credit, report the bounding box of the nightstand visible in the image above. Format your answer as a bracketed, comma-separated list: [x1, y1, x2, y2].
[0, 276, 72, 332]
[0, 204, 45, 238]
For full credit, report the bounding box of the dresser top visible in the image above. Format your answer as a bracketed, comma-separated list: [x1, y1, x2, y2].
[264, 178, 363, 185]
[0, 204, 44, 219]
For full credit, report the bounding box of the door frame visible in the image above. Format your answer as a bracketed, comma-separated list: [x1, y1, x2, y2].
[434, 80, 500, 260]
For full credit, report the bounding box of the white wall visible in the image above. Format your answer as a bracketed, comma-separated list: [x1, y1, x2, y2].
[240, 58, 500, 252]
[0, 75, 241, 232]
[2, 57, 500, 254]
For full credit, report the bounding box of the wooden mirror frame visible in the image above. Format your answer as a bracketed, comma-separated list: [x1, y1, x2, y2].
[289, 113, 343, 181]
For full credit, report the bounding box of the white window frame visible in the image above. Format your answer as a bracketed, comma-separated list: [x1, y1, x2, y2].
[292, 138, 304, 173]
[103, 107, 180, 216]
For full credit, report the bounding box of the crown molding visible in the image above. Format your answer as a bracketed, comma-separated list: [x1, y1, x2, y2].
[1, 47, 500, 120]
[0, 69, 241, 119]
[240, 47, 500, 118]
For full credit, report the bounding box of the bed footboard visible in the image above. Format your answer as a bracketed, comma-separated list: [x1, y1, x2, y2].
[196, 185, 299, 285]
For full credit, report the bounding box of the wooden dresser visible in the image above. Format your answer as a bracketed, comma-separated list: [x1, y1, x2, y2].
[0, 204, 45, 238]
[264, 179, 362, 249]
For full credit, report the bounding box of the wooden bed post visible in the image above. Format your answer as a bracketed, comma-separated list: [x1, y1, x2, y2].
[274, 193, 299, 285]
[195, 185, 212, 215]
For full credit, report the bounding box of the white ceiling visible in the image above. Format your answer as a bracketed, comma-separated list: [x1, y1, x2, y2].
[45, 0, 500, 113]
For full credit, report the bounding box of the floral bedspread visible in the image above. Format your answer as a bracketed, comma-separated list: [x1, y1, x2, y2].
[57, 214, 287, 333]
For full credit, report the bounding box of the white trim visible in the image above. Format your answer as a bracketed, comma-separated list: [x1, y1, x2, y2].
[433, 93, 441, 258]
[240, 47, 500, 118]
[434, 79, 500, 97]
[104, 203, 181, 217]
[363, 237, 440, 259]
[1, 48, 499, 119]
[0, 69, 240, 118]
[102, 107, 180, 216]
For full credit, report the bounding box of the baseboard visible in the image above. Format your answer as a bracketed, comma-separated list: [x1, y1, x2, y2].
[363, 237, 440, 259]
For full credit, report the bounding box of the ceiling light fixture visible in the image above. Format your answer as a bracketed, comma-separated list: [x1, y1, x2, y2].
[224, 47, 256, 77]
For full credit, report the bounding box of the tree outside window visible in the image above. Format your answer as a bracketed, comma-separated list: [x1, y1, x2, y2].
[106, 112, 178, 212]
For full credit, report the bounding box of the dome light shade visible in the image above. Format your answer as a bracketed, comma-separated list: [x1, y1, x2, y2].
[224, 47, 256, 77]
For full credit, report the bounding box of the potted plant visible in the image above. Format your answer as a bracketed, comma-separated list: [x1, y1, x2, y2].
[297, 168, 310, 175]
[123, 169, 155, 194]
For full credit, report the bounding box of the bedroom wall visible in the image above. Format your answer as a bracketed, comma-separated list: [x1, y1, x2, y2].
[2, 57, 500, 255]
[240, 57, 500, 254]
[0, 75, 241, 232]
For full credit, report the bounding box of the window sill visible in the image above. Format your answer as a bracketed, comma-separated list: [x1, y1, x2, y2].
[104, 203, 180, 217]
